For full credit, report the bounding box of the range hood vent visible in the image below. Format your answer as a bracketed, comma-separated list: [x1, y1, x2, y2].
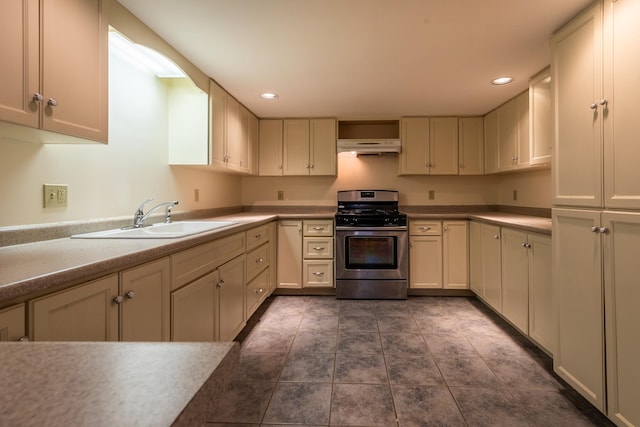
[337, 120, 401, 154]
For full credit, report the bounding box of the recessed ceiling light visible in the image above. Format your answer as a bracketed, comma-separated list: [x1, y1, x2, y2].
[492, 77, 513, 85]
[260, 92, 279, 99]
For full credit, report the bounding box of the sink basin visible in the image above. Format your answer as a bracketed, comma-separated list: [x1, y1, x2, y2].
[71, 221, 238, 239]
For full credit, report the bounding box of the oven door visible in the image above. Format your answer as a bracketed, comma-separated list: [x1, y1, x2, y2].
[335, 227, 408, 280]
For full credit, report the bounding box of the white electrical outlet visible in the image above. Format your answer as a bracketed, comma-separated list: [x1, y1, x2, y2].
[43, 184, 68, 208]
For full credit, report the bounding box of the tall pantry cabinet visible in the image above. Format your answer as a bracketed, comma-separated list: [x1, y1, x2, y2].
[551, 1, 640, 424]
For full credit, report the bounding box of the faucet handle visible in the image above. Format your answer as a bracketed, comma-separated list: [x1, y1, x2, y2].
[164, 200, 179, 223]
[136, 198, 154, 214]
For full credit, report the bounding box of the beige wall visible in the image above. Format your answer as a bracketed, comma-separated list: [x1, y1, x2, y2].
[0, 40, 241, 228]
[241, 154, 551, 209]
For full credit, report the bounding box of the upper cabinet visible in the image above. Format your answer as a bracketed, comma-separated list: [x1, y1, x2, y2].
[258, 118, 336, 176]
[529, 67, 552, 165]
[552, 0, 640, 209]
[496, 91, 530, 172]
[209, 80, 255, 174]
[0, 0, 108, 143]
[483, 110, 499, 174]
[400, 117, 482, 175]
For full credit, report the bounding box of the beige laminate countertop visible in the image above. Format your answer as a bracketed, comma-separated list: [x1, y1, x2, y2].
[0, 210, 548, 306]
[0, 341, 239, 427]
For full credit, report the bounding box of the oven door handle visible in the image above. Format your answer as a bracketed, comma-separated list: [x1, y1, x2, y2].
[335, 226, 408, 232]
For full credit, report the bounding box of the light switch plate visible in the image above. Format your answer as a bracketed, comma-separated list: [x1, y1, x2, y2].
[43, 184, 68, 208]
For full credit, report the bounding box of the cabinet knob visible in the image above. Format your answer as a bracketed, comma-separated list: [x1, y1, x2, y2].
[217, 279, 225, 287]
[494, 235, 500, 240]
[256, 288, 264, 294]
[590, 102, 597, 110]
[17, 336, 30, 342]
[521, 242, 527, 247]
[309, 164, 314, 169]
[599, 227, 608, 234]
[113, 295, 124, 304]
[47, 98, 57, 107]
[591, 226, 599, 233]
[599, 99, 608, 107]
[255, 233, 262, 239]
[256, 258, 264, 263]
[443, 226, 448, 231]
[459, 163, 464, 169]
[126, 290, 135, 299]
[33, 93, 43, 103]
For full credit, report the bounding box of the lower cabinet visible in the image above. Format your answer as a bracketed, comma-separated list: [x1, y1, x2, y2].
[171, 270, 218, 342]
[0, 303, 26, 342]
[277, 219, 334, 289]
[501, 228, 553, 354]
[443, 221, 469, 289]
[469, 222, 502, 311]
[30, 258, 171, 342]
[30, 274, 120, 341]
[217, 254, 246, 342]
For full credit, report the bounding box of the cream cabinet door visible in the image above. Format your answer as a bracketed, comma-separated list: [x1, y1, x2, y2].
[217, 255, 246, 342]
[248, 111, 259, 174]
[442, 221, 468, 290]
[277, 220, 303, 289]
[553, 208, 605, 412]
[119, 258, 171, 342]
[529, 68, 552, 166]
[400, 117, 430, 175]
[30, 275, 119, 341]
[551, 2, 603, 207]
[500, 228, 529, 333]
[515, 91, 530, 168]
[603, 210, 640, 427]
[469, 221, 483, 295]
[0, 304, 26, 342]
[497, 98, 518, 172]
[171, 270, 218, 342]
[603, 0, 640, 209]
[483, 110, 498, 174]
[0, 0, 39, 128]
[41, 0, 108, 142]
[226, 97, 250, 173]
[429, 117, 459, 175]
[310, 118, 336, 176]
[259, 119, 283, 176]
[209, 79, 227, 168]
[458, 117, 484, 175]
[409, 235, 442, 289]
[528, 232, 552, 354]
[268, 222, 278, 294]
[480, 224, 502, 312]
[247, 268, 269, 319]
[283, 119, 311, 175]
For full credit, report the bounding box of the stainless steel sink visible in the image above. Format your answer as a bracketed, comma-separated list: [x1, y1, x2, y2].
[70, 221, 238, 239]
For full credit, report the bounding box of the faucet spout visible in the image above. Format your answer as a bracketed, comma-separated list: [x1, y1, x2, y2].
[132, 199, 179, 228]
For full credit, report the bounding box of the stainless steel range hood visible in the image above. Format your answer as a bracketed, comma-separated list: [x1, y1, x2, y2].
[337, 139, 401, 154]
[337, 120, 401, 155]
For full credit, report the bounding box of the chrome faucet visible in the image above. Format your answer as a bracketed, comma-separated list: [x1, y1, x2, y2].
[132, 199, 179, 228]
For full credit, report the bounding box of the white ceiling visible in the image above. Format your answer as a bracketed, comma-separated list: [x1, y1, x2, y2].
[116, 0, 592, 119]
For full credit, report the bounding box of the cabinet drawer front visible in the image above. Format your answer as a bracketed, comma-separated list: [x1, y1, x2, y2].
[171, 232, 245, 291]
[246, 224, 270, 252]
[303, 237, 334, 259]
[246, 268, 269, 319]
[303, 220, 334, 236]
[410, 221, 442, 236]
[303, 260, 334, 287]
[246, 243, 269, 282]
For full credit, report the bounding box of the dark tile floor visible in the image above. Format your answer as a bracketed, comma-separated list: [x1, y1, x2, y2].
[205, 296, 613, 426]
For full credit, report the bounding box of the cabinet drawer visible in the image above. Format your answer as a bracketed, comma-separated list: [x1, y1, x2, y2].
[246, 243, 269, 282]
[246, 224, 270, 252]
[303, 260, 334, 287]
[303, 220, 334, 236]
[246, 268, 269, 319]
[410, 221, 442, 236]
[303, 237, 334, 259]
[171, 232, 245, 291]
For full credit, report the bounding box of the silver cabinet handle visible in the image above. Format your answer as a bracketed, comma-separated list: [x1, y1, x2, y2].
[599, 227, 608, 234]
[256, 258, 264, 263]
[313, 226, 325, 231]
[599, 99, 608, 107]
[494, 235, 500, 239]
[256, 288, 264, 294]
[590, 103, 597, 110]
[521, 242, 527, 247]
[591, 226, 599, 233]
[255, 233, 262, 239]
[309, 164, 314, 169]
[113, 295, 124, 304]
[443, 226, 448, 231]
[126, 291, 135, 299]
[33, 93, 43, 102]
[217, 278, 225, 287]
[47, 98, 57, 107]
[312, 271, 325, 276]
[419, 226, 431, 231]
[17, 336, 30, 342]
[313, 247, 325, 251]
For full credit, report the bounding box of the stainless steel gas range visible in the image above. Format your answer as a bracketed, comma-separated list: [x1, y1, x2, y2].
[334, 190, 408, 299]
